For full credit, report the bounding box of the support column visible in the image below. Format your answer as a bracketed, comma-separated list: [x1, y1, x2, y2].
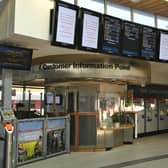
[2, 69, 12, 111]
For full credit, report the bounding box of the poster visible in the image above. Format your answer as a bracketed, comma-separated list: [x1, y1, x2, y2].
[17, 120, 43, 162]
[47, 119, 66, 155]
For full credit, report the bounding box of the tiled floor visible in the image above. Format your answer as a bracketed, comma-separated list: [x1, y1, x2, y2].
[19, 134, 168, 168]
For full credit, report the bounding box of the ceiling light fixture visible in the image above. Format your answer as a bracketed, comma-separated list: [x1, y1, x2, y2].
[130, 0, 141, 3]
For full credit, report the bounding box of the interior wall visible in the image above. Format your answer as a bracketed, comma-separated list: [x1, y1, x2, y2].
[14, 0, 54, 40]
[99, 83, 126, 95]
[150, 62, 168, 85]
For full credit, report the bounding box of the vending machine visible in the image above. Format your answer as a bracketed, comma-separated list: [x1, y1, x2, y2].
[158, 99, 168, 131]
[145, 99, 158, 134]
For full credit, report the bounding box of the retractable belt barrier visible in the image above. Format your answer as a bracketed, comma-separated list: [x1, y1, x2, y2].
[0, 122, 14, 168]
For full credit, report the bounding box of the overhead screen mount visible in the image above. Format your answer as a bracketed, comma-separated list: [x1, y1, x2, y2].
[51, 1, 168, 63]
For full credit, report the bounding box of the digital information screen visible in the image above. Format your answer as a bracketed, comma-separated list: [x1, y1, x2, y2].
[141, 26, 157, 60]
[0, 45, 32, 70]
[121, 21, 140, 57]
[102, 15, 121, 54]
[159, 32, 168, 61]
[52, 2, 78, 48]
[55, 95, 62, 105]
[46, 93, 54, 105]
[80, 9, 101, 50]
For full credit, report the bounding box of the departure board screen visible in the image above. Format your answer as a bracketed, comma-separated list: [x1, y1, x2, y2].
[121, 21, 140, 57]
[0, 45, 32, 70]
[102, 15, 122, 54]
[141, 26, 157, 60]
[159, 31, 168, 62]
[79, 8, 101, 51]
[52, 1, 79, 48]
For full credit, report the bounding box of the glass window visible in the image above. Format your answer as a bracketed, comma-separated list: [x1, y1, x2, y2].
[157, 16, 168, 30]
[60, 0, 74, 4]
[107, 2, 131, 21]
[78, 0, 104, 13]
[133, 10, 155, 27]
[12, 87, 45, 118]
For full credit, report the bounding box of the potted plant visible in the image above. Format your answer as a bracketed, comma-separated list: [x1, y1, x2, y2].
[112, 113, 120, 128]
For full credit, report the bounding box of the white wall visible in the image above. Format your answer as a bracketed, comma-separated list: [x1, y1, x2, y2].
[14, 0, 54, 40]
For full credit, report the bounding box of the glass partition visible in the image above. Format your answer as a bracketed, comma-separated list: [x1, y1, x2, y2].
[98, 94, 120, 128]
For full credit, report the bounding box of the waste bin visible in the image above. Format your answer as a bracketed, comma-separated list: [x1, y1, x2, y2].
[0, 122, 14, 168]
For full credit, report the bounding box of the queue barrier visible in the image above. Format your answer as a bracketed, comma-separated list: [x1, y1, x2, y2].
[0, 122, 14, 168]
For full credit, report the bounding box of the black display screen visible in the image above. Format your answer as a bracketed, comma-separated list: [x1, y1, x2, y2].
[0, 45, 32, 70]
[159, 31, 168, 62]
[102, 15, 122, 54]
[78, 8, 102, 52]
[121, 21, 141, 57]
[51, 1, 79, 48]
[141, 26, 157, 60]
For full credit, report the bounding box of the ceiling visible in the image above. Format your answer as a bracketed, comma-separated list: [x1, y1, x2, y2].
[110, 0, 168, 17]
[1, 0, 168, 87]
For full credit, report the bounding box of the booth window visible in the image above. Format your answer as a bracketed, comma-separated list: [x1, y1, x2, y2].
[133, 10, 155, 27]
[107, 2, 131, 21]
[78, 0, 104, 14]
[12, 87, 45, 119]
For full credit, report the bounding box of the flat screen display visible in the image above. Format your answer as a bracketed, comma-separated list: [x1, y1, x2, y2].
[79, 8, 101, 51]
[102, 15, 122, 54]
[55, 95, 62, 105]
[52, 1, 79, 48]
[141, 26, 157, 60]
[0, 45, 32, 70]
[121, 21, 141, 57]
[159, 31, 168, 62]
[46, 93, 54, 105]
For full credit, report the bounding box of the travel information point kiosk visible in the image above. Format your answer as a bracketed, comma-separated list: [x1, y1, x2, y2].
[0, 109, 15, 168]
